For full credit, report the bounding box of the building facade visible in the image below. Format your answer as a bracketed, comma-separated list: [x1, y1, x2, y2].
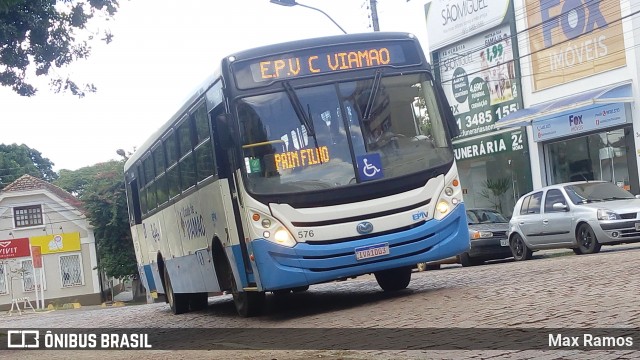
[426, 0, 533, 216]
[0, 175, 101, 311]
[424, 0, 640, 213]
[496, 0, 640, 196]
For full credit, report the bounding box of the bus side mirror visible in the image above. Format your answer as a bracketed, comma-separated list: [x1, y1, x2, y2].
[215, 113, 235, 150]
[435, 82, 460, 139]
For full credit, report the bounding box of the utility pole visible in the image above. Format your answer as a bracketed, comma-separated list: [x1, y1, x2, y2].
[370, 0, 380, 31]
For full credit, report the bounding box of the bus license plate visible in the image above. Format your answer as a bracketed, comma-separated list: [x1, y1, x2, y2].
[635, 223, 640, 231]
[355, 243, 389, 261]
[500, 239, 509, 247]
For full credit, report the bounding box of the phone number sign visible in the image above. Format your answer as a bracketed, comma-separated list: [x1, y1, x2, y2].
[434, 23, 524, 139]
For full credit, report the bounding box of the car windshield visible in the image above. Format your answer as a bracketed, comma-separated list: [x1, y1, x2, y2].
[466, 209, 508, 224]
[236, 73, 453, 195]
[564, 182, 635, 204]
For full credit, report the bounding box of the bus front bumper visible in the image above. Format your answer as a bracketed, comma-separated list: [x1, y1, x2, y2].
[249, 204, 470, 291]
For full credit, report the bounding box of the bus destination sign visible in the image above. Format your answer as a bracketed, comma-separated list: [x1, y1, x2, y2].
[232, 41, 421, 89]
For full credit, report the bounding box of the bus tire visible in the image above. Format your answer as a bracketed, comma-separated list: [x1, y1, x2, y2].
[164, 266, 189, 315]
[374, 266, 411, 291]
[189, 292, 209, 311]
[226, 257, 265, 317]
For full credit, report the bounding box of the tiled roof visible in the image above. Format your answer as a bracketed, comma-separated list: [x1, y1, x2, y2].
[1, 174, 85, 214]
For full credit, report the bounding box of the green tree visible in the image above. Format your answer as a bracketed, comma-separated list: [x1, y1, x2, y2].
[0, 0, 119, 96]
[55, 160, 136, 281]
[0, 143, 57, 189]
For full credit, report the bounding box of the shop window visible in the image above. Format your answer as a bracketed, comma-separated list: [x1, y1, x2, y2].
[60, 254, 84, 287]
[14, 205, 43, 228]
[547, 127, 638, 193]
[20, 259, 46, 292]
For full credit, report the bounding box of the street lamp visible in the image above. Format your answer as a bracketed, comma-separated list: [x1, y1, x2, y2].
[270, 0, 347, 34]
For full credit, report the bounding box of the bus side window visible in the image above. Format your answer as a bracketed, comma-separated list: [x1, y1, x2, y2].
[136, 163, 147, 215]
[178, 115, 197, 191]
[143, 154, 157, 211]
[153, 143, 168, 205]
[164, 130, 181, 199]
[193, 103, 216, 182]
[126, 171, 142, 225]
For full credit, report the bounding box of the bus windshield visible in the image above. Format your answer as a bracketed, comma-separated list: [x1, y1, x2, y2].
[237, 72, 453, 195]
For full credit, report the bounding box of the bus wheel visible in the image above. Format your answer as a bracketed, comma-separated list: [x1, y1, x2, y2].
[189, 292, 209, 311]
[291, 285, 309, 293]
[232, 287, 266, 317]
[164, 267, 189, 314]
[227, 260, 265, 317]
[374, 267, 412, 291]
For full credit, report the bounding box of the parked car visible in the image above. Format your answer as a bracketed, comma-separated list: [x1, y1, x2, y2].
[417, 208, 513, 270]
[508, 180, 640, 261]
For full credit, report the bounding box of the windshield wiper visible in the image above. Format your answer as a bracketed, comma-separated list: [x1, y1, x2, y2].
[363, 69, 383, 121]
[283, 81, 314, 136]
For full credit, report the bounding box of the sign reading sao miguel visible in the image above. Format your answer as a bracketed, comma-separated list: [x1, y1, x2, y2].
[434, 23, 523, 139]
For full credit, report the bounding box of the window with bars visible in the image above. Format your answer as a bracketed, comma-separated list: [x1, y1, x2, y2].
[60, 254, 84, 287]
[0, 264, 7, 295]
[14, 205, 43, 228]
[20, 259, 46, 292]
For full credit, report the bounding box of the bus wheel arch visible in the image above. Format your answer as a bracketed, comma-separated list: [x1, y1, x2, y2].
[156, 253, 168, 303]
[211, 236, 265, 317]
[211, 237, 232, 292]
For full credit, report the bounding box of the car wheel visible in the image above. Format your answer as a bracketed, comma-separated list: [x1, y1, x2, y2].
[459, 252, 484, 267]
[509, 234, 532, 261]
[574, 223, 602, 255]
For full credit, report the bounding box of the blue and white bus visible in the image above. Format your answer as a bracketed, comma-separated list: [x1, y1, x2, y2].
[124, 32, 470, 317]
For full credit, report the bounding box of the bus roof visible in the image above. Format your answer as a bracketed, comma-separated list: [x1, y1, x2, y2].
[124, 32, 423, 171]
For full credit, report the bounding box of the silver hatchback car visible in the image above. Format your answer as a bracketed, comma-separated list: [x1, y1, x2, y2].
[508, 181, 640, 261]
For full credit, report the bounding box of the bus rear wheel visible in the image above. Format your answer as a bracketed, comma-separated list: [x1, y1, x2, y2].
[164, 266, 189, 315]
[189, 292, 209, 311]
[374, 266, 412, 291]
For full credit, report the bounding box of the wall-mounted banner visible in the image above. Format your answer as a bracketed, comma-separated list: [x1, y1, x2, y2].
[434, 23, 523, 139]
[533, 103, 627, 142]
[425, 0, 511, 50]
[454, 129, 525, 161]
[526, 0, 626, 90]
[29, 232, 81, 254]
[0, 237, 31, 259]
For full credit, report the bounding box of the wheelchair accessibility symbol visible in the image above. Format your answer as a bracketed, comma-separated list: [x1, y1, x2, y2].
[356, 153, 384, 181]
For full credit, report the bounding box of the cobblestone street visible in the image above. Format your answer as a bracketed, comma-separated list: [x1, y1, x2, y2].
[1, 245, 640, 359]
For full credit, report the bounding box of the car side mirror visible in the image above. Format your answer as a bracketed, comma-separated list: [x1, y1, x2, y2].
[552, 202, 568, 211]
[215, 113, 236, 150]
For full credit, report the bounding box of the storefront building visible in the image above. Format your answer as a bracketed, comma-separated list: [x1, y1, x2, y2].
[497, 0, 640, 195]
[426, 0, 533, 216]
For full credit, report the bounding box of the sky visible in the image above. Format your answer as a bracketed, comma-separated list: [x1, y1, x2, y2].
[0, 0, 432, 171]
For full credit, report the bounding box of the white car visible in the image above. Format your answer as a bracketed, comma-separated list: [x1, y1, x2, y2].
[507, 181, 640, 261]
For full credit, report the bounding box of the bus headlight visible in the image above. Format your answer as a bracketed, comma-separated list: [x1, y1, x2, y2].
[250, 210, 297, 247]
[434, 177, 463, 220]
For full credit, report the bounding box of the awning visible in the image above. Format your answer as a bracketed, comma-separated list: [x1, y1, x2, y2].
[495, 82, 635, 129]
